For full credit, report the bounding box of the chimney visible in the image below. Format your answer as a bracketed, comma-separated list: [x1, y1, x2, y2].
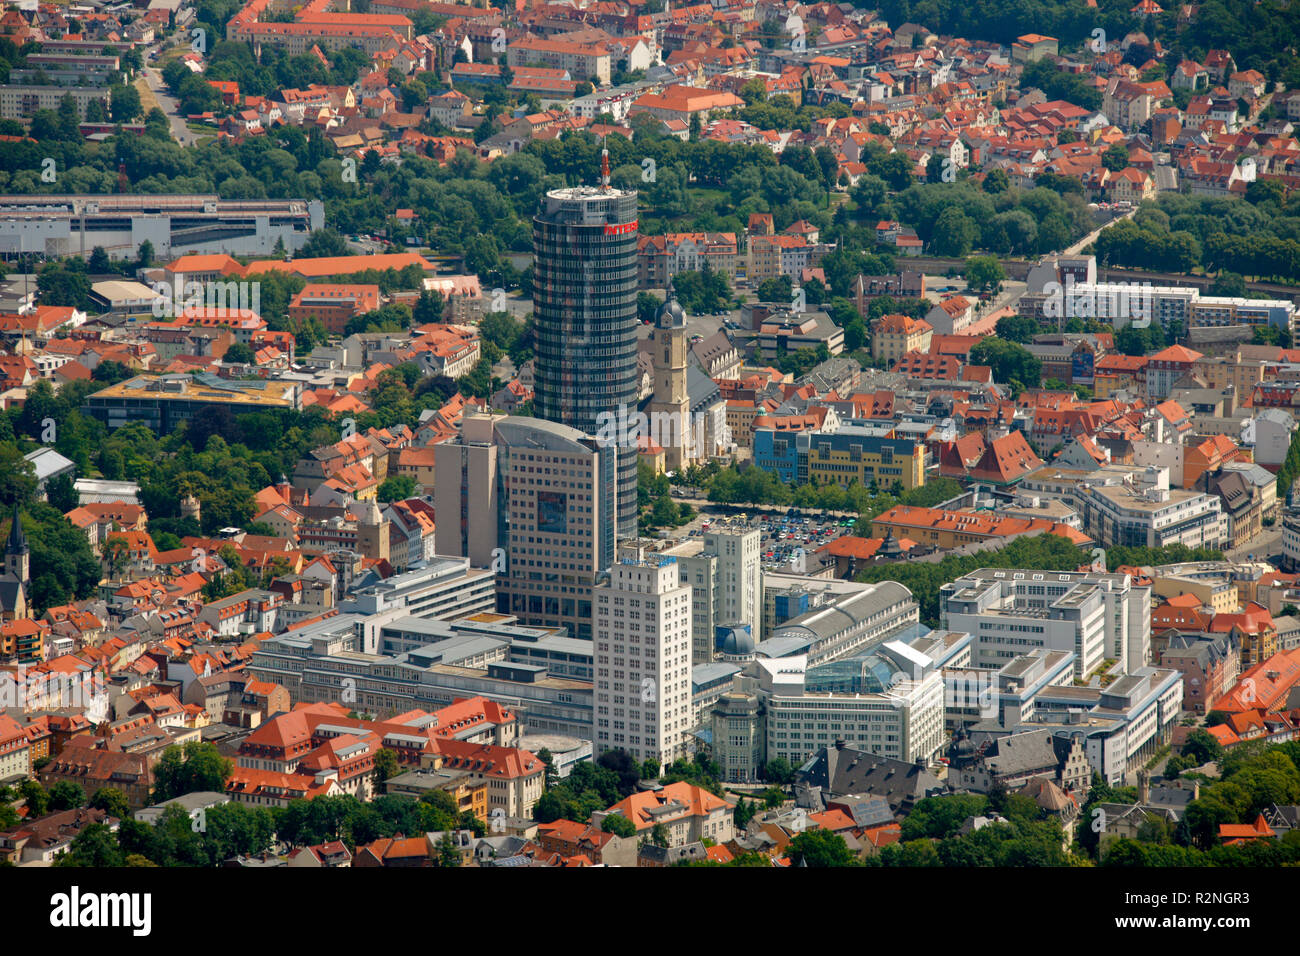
[834, 738, 846, 751]
[1137, 769, 1150, 804]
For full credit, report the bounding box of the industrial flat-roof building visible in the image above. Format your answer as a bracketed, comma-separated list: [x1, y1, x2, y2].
[84, 373, 301, 432]
[0, 193, 323, 260]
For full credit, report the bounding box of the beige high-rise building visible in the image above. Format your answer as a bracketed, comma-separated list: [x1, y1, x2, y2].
[594, 557, 693, 765]
[434, 413, 616, 640]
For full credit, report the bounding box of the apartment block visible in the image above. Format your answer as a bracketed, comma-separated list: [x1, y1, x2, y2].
[288, 284, 380, 335]
[637, 232, 739, 289]
[801, 426, 926, 491]
[507, 36, 611, 84]
[249, 616, 594, 739]
[759, 578, 921, 667]
[0, 84, 111, 122]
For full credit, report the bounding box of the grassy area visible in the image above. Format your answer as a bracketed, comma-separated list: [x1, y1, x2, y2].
[134, 76, 161, 115]
[156, 46, 189, 66]
[1144, 745, 1171, 771]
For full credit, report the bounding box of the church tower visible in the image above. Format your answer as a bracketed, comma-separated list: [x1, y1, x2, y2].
[6, 504, 28, 585]
[648, 294, 693, 471]
[1, 504, 31, 621]
[357, 497, 390, 564]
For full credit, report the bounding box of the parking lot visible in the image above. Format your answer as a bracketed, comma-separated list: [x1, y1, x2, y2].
[636, 303, 737, 344]
[676, 507, 861, 571]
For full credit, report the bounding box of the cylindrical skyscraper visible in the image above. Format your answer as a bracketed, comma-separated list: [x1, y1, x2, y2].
[532, 173, 639, 541]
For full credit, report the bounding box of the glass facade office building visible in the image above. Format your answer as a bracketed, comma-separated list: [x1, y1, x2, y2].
[533, 185, 639, 539]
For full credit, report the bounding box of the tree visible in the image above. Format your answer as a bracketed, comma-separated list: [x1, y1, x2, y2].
[373, 749, 399, 790]
[223, 342, 257, 364]
[433, 832, 462, 867]
[602, 814, 636, 837]
[982, 168, 1010, 193]
[377, 474, 417, 502]
[89, 787, 131, 820]
[1102, 144, 1130, 172]
[734, 797, 756, 830]
[57, 94, 81, 140]
[45, 473, 78, 513]
[20, 780, 49, 817]
[756, 275, 794, 305]
[412, 289, 445, 326]
[298, 228, 349, 259]
[536, 748, 558, 791]
[47, 781, 86, 812]
[151, 742, 234, 802]
[597, 749, 643, 795]
[930, 207, 978, 257]
[787, 828, 858, 867]
[963, 255, 1005, 292]
[19, 501, 101, 612]
[763, 758, 795, 785]
[110, 83, 142, 123]
[968, 338, 1041, 394]
[995, 313, 1041, 344]
[650, 822, 671, 848]
[55, 823, 124, 867]
[1182, 729, 1224, 765]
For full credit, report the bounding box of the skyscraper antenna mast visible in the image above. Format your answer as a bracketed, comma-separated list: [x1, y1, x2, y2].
[600, 135, 610, 191]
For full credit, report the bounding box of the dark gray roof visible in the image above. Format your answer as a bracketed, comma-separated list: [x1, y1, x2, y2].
[690, 330, 734, 370]
[984, 729, 1061, 777]
[829, 794, 894, 828]
[1264, 805, 1300, 830]
[639, 842, 707, 865]
[686, 363, 721, 412]
[6, 504, 25, 555]
[795, 744, 945, 810]
[0, 577, 24, 613]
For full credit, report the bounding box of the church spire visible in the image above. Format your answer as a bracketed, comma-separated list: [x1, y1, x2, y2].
[6, 504, 26, 556]
[5, 503, 29, 589]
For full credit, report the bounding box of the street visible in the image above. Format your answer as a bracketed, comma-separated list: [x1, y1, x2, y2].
[1224, 523, 1283, 565]
[140, 64, 201, 146]
[1065, 207, 1137, 257]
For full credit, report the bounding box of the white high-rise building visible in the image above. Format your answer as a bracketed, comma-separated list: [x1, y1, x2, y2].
[666, 524, 763, 664]
[594, 556, 693, 765]
[706, 527, 761, 637]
